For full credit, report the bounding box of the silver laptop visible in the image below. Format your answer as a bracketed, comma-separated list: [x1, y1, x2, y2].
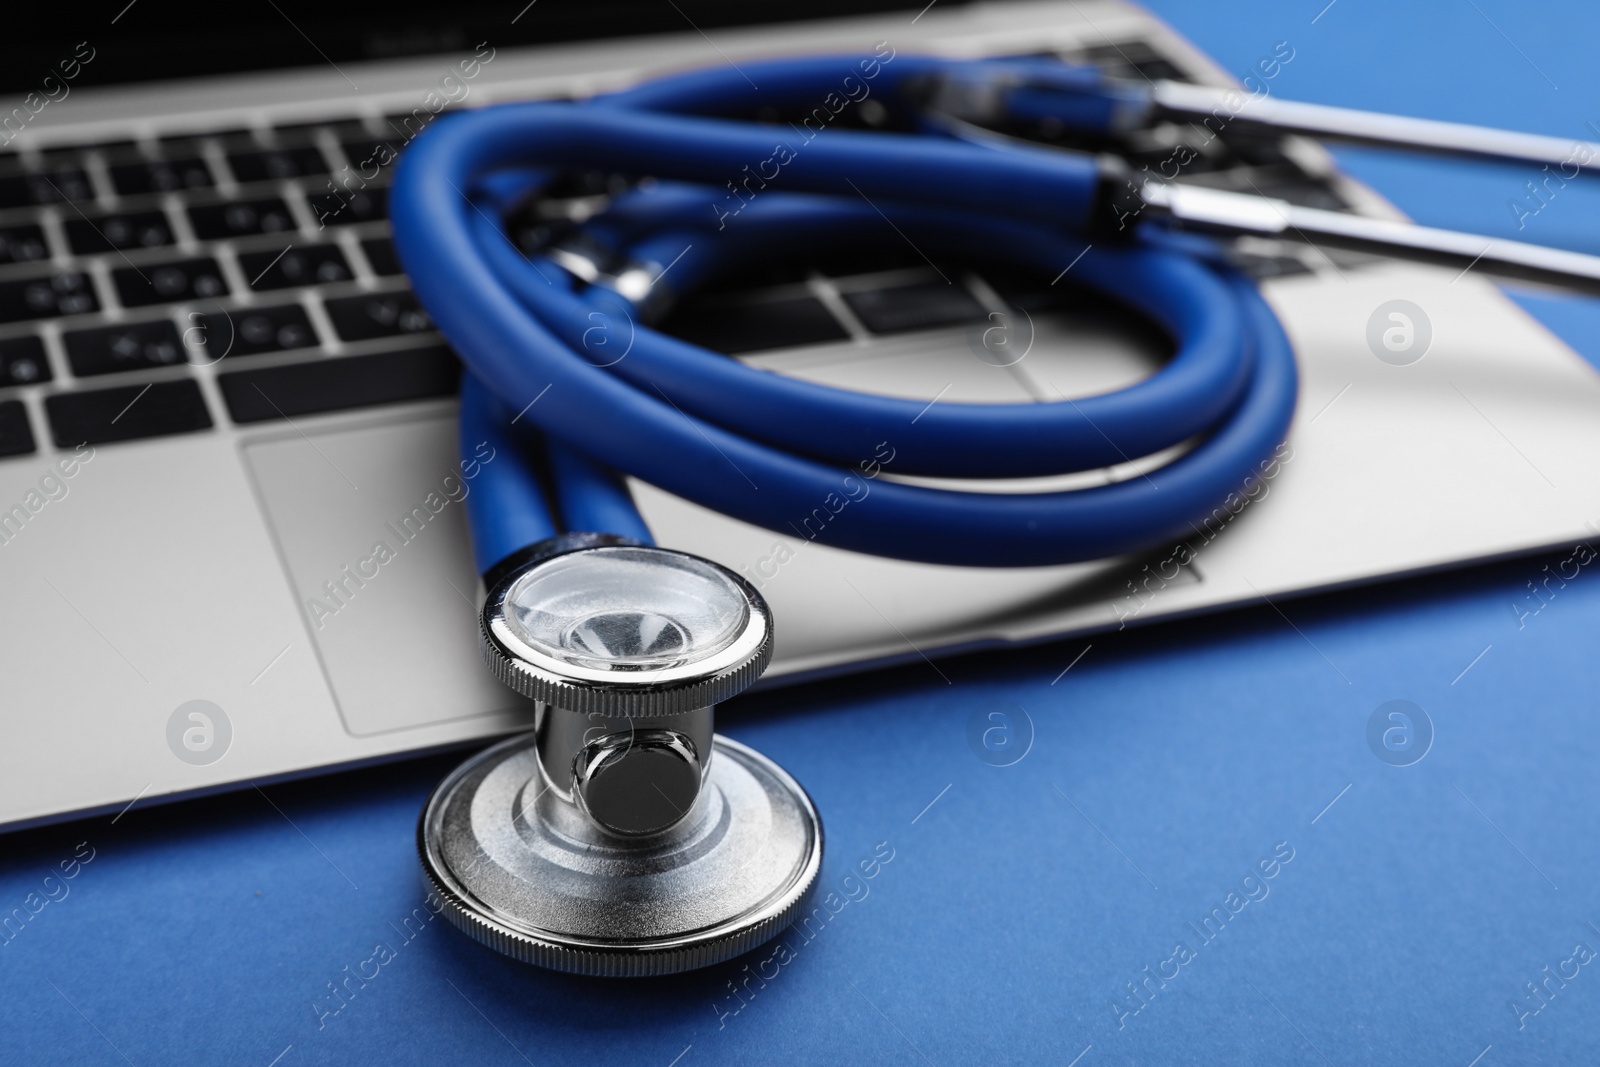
[5, 0, 1599, 830]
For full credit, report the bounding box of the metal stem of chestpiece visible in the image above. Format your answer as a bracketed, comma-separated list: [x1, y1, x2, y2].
[418, 533, 823, 977]
[479, 533, 769, 843]
[534, 701, 714, 838]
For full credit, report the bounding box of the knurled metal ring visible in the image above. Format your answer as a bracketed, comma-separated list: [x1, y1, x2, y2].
[418, 734, 824, 977]
[478, 539, 774, 718]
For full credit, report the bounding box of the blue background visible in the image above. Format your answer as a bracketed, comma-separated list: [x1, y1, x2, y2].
[8, 1, 1600, 1063]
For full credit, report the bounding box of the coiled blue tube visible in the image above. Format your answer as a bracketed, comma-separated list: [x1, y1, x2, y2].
[456, 373, 556, 564]
[390, 54, 1298, 574]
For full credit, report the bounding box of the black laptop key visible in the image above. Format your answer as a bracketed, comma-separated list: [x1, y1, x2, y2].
[63, 211, 174, 255]
[360, 236, 403, 277]
[340, 139, 402, 173]
[383, 113, 436, 140]
[151, 137, 203, 160]
[0, 272, 98, 323]
[158, 130, 249, 153]
[109, 158, 213, 196]
[46, 379, 211, 447]
[0, 166, 93, 209]
[112, 257, 227, 308]
[842, 281, 990, 335]
[0, 224, 48, 265]
[273, 119, 372, 142]
[187, 197, 295, 240]
[659, 295, 848, 354]
[0, 400, 35, 457]
[227, 146, 328, 183]
[218, 345, 459, 423]
[197, 304, 317, 358]
[308, 187, 387, 228]
[324, 292, 432, 342]
[0, 336, 51, 385]
[241, 245, 351, 290]
[64, 321, 185, 377]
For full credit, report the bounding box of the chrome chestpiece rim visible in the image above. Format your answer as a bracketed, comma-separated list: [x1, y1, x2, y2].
[480, 539, 774, 717]
[419, 732, 823, 977]
[421, 537, 823, 976]
[505, 547, 750, 672]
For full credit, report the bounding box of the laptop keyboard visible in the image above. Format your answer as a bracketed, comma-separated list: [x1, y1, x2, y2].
[0, 38, 1351, 461]
[0, 108, 470, 455]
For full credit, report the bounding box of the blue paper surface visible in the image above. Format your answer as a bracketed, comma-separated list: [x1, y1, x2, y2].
[7, 2, 1600, 1063]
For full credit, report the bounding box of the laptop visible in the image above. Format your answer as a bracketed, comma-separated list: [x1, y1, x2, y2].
[5, 0, 1600, 831]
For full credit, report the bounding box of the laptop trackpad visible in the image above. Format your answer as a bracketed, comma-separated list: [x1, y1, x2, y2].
[243, 410, 530, 736]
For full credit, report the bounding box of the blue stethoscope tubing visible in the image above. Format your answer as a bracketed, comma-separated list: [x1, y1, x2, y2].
[389, 54, 1299, 573]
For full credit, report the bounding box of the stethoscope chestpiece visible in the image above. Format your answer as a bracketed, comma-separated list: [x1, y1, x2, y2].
[419, 533, 823, 977]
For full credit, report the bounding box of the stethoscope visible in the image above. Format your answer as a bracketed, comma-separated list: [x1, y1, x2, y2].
[388, 53, 1600, 977]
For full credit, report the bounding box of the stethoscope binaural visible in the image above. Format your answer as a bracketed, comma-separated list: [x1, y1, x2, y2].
[391, 52, 1600, 976]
